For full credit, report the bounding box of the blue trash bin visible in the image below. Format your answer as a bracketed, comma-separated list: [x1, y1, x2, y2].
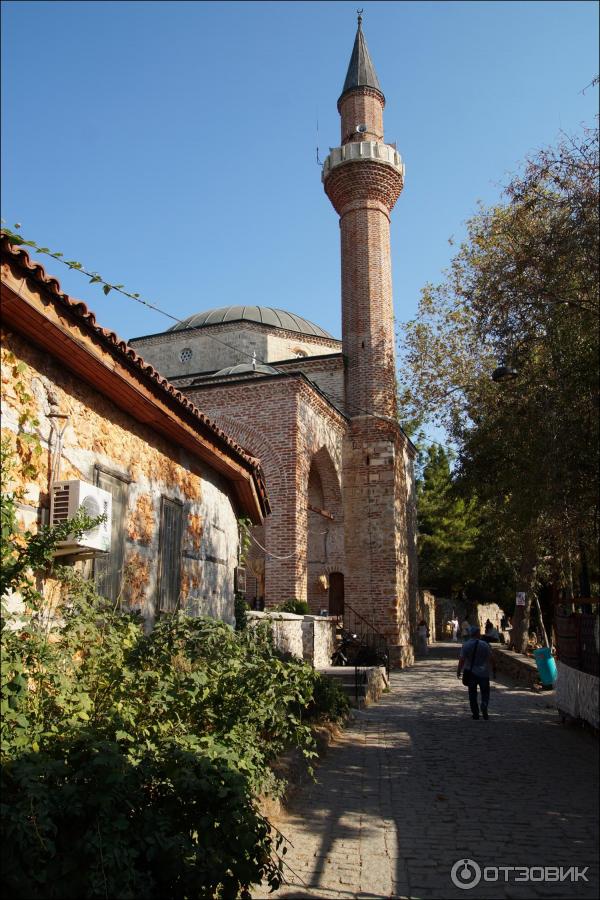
[533, 647, 557, 687]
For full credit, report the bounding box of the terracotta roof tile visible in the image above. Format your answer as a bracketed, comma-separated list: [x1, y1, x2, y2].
[1, 234, 269, 514]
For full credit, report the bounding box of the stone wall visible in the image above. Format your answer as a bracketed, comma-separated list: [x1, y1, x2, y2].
[417, 590, 436, 644]
[341, 418, 416, 668]
[435, 598, 506, 640]
[1, 330, 240, 626]
[476, 603, 504, 632]
[555, 661, 599, 729]
[302, 616, 336, 668]
[492, 646, 541, 688]
[129, 321, 341, 380]
[247, 611, 304, 661]
[246, 611, 335, 668]
[276, 356, 345, 414]
[185, 375, 347, 609]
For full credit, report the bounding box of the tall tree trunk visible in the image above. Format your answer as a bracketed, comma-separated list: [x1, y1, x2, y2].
[510, 537, 538, 653]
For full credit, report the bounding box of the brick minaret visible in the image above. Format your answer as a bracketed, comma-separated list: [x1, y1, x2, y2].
[323, 15, 417, 666]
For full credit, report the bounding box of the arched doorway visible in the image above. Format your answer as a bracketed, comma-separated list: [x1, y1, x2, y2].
[305, 446, 344, 613]
[328, 571, 344, 617]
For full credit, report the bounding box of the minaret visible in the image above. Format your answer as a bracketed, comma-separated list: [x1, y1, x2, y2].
[323, 15, 417, 666]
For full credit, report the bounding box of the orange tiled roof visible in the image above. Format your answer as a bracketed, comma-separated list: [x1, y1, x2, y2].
[1, 233, 270, 516]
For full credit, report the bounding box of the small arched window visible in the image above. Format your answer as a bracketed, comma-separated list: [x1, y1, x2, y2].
[292, 347, 308, 358]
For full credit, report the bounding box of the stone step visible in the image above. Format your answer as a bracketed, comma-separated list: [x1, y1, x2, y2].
[318, 664, 387, 707]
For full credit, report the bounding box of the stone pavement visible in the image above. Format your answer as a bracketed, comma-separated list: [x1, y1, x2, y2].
[254, 643, 599, 900]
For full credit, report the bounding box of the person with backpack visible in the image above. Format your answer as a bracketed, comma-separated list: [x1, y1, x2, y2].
[457, 625, 497, 719]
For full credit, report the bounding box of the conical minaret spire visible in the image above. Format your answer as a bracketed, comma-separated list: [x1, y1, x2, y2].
[340, 12, 383, 101]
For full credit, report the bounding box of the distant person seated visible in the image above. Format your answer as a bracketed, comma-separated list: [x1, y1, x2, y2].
[483, 621, 500, 643]
[416, 619, 429, 656]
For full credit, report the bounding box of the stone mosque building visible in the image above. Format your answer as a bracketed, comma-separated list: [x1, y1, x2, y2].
[130, 17, 418, 666]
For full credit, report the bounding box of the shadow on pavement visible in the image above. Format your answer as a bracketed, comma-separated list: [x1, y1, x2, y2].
[271, 644, 599, 900]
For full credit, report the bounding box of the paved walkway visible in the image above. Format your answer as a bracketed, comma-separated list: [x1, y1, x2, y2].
[255, 643, 599, 900]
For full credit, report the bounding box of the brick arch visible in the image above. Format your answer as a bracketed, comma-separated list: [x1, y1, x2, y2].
[306, 444, 345, 614]
[205, 412, 295, 605]
[206, 415, 291, 498]
[309, 445, 342, 509]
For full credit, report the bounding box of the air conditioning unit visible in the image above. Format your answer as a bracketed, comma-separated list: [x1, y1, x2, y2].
[50, 480, 112, 555]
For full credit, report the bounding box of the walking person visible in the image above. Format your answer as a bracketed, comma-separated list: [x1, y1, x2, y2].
[457, 625, 497, 719]
[451, 617, 459, 642]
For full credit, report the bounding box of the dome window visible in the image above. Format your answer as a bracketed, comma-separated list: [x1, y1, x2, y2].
[180, 348, 193, 363]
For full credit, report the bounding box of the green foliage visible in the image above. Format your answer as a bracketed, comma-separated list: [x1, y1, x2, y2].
[1, 224, 169, 323]
[417, 445, 479, 596]
[1, 454, 342, 898]
[306, 673, 350, 722]
[237, 516, 252, 566]
[1, 591, 317, 896]
[2, 741, 281, 900]
[234, 592, 249, 630]
[399, 126, 599, 628]
[277, 599, 310, 616]
[1, 438, 101, 613]
[416, 444, 515, 606]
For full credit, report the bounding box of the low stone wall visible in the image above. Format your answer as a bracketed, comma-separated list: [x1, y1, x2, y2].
[318, 665, 388, 707]
[247, 611, 335, 668]
[492, 645, 541, 688]
[555, 661, 599, 730]
[302, 616, 335, 668]
[363, 665, 388, 704]
[247, 611, 304, 660]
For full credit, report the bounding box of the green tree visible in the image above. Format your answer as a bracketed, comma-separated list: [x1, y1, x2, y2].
[417, 445, 478, 597]
[400, 126, 599, 650]
[417, 446, 515, 608]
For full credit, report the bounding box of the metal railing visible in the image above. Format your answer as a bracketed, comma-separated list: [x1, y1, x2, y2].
[332, 602, 390, 679]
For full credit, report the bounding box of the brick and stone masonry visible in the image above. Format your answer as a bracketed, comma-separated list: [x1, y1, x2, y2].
[323, 20, 417, 666]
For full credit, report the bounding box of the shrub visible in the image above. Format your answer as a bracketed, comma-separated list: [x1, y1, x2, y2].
[1, 739, 280, 900]
[307, 673, 350, 722]
[234, 591, 248, 630]
[277, 599, 310, 616]
[0, 448, 322, 898]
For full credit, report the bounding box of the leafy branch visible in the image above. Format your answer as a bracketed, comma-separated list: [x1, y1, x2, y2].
[1, 223, 180, 324]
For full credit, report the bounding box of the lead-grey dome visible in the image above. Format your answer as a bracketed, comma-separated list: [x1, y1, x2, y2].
[169, 306, 332, 338]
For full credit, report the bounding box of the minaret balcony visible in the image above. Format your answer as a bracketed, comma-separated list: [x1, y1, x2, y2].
[322, 141, 405, 183]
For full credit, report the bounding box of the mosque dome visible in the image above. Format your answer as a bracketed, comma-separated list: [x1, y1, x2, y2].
[168, 305, 332, 338]
[210, 362, 279, 378]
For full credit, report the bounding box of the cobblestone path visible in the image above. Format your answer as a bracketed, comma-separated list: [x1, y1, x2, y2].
[255, 643, 599, 900]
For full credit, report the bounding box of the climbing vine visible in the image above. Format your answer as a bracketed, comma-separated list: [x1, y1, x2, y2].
[0, 349, 43, 482]
[2, 223, 180, 322]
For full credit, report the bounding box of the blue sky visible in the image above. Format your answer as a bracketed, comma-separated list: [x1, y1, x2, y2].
[2, 0, 598, 353]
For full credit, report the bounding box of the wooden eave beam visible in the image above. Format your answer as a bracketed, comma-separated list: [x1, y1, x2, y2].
[1, 276, 266, 524]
